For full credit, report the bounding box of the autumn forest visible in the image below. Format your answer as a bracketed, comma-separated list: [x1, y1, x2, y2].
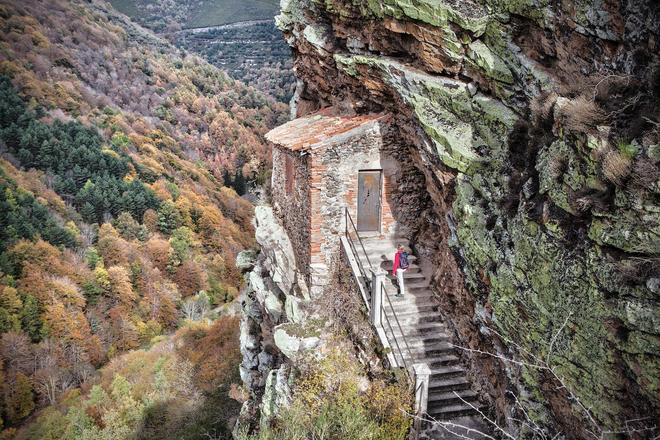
[0, 0, 286, 437]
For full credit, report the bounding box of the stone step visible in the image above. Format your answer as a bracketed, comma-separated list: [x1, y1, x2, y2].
[389, 302, 438, 315]
[429, 364, 466, 379]
[428, 376, 472, 393]
[403, 330, 453, 344]
[402, 332, 453, 346]
[427, 402, 482, 420]
[388, 333, 450, 350]
[359, 254, 417, 266]
[421, 415, 491, 438]
[388, 271, 426, 281]
[410, 353, 460, 366]
[360, 249, 413, 261]
[428, 389, 479, 406]
[407, 341, 454, 357]
[389, 299, 436, 309]
[385, 332, 452, 353]
[359, 239, 410, 250]
[384, 310, 441, 326]
[404, 278, 431, 289]
[358, 237, 409, 246]
[383, 281, 426, 294]
[381, 261, 421, 272]
[386, 289, 434, 302]
[384, 297, 436, 310]
[401, 320, 447, 333]
[385, 288, 433, 297]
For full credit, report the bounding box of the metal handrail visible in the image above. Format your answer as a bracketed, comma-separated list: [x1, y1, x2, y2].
[414, 375, 424, 413]
[345, 208, 373, 269]
[381, 300, 409, 371]
[345, 229, 372, 293]
[381, 282, 415, 368]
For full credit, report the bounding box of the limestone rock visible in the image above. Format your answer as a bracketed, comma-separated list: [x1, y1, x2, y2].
[284, 294, 306, 323]
[236, 249, 257, 272]
[254, 206, 309, 299]
[466, 40, 514, 84]
[260, 364, 293, 425]
[273, 323, 321, 361]
[264, 291, 284, 322]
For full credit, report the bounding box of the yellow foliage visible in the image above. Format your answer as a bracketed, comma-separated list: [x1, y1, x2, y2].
[175, 196, 193, 227]
[0, 60, 20, 76]
[29, 29, 49, 48]
[101, 147, 121, 160]
[94, 264, 111, 290]
[49, 276, 86, 308]
[0, 286, 22, 313]
[151, 179, 173, 201]
[107, 266, 137, 307]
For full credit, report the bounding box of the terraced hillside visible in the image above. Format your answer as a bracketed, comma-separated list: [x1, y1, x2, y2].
[110, 0, 279, 30]
[108, 0, 295, 102]
[176, 21, 295, 102]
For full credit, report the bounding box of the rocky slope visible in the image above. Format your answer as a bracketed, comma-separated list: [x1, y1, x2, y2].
[268, 0, 658, 437]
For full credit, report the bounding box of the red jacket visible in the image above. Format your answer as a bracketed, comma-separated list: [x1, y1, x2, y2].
[392, 251, 401, 275]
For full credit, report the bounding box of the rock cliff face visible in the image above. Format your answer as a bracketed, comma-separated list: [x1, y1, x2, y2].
[237, 206, 313, 430]
[273, 0, 659, 436]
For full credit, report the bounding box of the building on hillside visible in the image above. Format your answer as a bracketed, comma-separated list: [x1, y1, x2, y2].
[265, 109, 402, 296]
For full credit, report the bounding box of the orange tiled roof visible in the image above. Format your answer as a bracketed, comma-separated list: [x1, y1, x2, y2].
[265, 109, 389, 152]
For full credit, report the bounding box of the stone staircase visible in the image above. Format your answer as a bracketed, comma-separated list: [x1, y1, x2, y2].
[356, 235, 489, 437]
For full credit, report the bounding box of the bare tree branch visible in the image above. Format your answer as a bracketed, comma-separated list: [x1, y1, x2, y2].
[546, 313, 571, 365]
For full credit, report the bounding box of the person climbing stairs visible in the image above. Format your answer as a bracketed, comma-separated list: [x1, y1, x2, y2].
[355, 236, 491, 439]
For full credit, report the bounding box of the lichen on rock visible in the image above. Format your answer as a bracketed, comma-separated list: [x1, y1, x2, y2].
[271, 0, 659, 436]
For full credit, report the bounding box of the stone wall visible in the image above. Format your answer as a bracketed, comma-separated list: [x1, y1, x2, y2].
[310, 119, 400, 270]
[271, 146, 311, 286]
[270, 115, 404, 296]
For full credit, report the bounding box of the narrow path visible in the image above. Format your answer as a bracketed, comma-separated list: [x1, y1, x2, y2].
[170, 19, 273, 35]
[357, 236, 491, 439]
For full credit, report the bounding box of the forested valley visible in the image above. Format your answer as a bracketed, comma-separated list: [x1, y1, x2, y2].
[109, 0, 295, 102]
[0, 0, 286, 437]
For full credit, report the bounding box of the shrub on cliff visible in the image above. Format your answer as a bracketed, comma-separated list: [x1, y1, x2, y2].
[241, 347, 412, 440]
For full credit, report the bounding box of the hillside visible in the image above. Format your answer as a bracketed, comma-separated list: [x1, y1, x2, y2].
[108, 0, 296, 102]
[175, 22, 295, 103]
[109, 0, 279, 30]
[0, 0, 286, 436]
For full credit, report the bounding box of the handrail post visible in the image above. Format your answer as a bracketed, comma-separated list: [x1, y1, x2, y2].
[370, 268, 386, 327]
[412, 363, 431, 434]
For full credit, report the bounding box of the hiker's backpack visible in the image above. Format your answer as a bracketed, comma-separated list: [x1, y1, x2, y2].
[399, 252, 410, 269]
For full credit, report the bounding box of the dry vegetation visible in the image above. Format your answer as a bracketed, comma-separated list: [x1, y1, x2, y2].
[556, 95, 606, 133]
[239, 345, 412, 440]
[530, 91, 558, 125]
[630, 157, 659, 190]
[600, 147, 632, 185]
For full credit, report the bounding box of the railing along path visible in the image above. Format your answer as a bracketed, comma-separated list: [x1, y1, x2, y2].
[342, 208, 430, 437]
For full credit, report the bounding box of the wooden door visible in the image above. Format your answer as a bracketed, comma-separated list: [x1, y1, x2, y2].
[357, 170, 382, 232]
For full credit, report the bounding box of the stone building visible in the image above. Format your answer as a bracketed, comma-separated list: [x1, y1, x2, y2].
[266, 109, 400, 295]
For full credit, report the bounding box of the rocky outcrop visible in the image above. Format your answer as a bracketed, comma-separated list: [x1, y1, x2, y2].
[276, 0, 659, 436]
[236, 206, 327, 431]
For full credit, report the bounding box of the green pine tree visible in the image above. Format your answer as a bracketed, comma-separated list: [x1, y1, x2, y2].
[20, 294, 43, 342]
[157, 200, 182, 235]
